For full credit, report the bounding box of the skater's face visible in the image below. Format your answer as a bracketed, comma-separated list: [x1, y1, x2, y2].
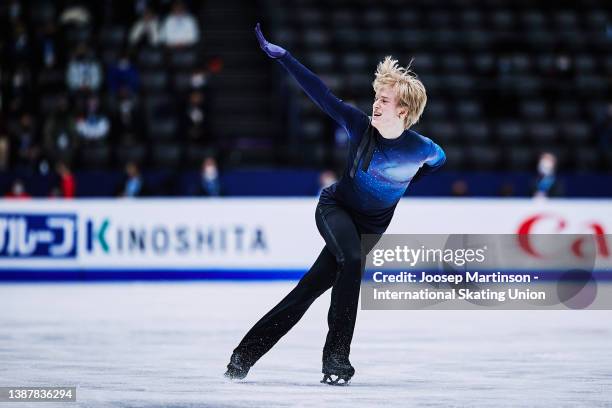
[372, 85, 406, 131]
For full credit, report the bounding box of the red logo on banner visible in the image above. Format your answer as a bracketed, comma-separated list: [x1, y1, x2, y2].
[517, 214, 610, 258]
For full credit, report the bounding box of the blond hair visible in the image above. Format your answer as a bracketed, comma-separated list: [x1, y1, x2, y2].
[373, 56, 427, 129]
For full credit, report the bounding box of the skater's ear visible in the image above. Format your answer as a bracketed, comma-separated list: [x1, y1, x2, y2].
[397, 107, 407, 120]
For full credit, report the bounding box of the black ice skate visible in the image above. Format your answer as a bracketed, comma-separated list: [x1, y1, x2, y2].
[224, 353, 251, 380]
[321, 354, 355, 386]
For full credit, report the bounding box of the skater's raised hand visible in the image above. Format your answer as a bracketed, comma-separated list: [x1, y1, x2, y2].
[255, 23, 286, 59]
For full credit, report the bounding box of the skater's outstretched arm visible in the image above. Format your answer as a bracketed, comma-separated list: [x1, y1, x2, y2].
[255, 23, 367, 135]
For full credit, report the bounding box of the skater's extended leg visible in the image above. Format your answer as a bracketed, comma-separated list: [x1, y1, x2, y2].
[228, 247, 337, 374]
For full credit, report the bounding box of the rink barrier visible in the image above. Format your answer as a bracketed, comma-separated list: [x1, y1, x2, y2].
[1, 198, 612, 280]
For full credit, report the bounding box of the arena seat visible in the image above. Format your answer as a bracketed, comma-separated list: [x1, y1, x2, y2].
[115, 143, 147, 167]
[148, 118, 179, 141]
[80, 144, 112, 169]
[98, 26, 126, 48]
[152, 143, 183, 168]
[140, 72, 168, 92]
[138, 49, 165, 69]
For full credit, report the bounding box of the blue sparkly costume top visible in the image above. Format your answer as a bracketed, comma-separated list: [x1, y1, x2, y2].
[278, 53, 446, 232]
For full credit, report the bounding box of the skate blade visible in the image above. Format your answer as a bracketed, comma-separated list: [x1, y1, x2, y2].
[321, 374, 351, 386]
[224, 370, 247, 380]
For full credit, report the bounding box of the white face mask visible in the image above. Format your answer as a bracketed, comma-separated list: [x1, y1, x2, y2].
[538, 158, 555, 175]
[203, 166, 218, 180]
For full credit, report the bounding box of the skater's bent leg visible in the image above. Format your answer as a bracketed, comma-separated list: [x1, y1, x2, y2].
[233, 247, 337, 366]
[315, 205, 363, 362]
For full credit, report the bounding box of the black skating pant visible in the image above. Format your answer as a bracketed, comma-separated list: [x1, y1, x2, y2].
[232, 202, 384, 367]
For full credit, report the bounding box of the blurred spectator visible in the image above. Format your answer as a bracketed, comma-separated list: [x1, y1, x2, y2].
[8, 63, 35, 109]
[553, 54, 575, 80]
[110, 88, 144, 143]
[121, 162, 143, 197]
[75, 96, 110, 142]
[9, 112, 40, 171]
[107, 51, 140, 95]
[451, 179, 469, 197]
[533, 152, 562, 198]
[183, 90, 207, 143]
[43, 96, 78, 164]
[0, 119, 9, 170]
[196, 157, 221, 196]
[5, 0, 22, 22]
[4, 179, 31, 199]
[59, 4, 91, 26]
[55, 161, 76, 198]
[318, 170, 337, 195]
[36, 22, 63, 69]
[206, 56, 224, 74]
[66, 43, 102, 92]
[190, 67, 209, 91]
[128, 7, 161, 48]
[160, 1, 199, 48]
[7, 20, 31, 64]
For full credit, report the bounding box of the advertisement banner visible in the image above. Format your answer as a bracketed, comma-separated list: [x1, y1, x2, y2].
[1, 198, 611, 278]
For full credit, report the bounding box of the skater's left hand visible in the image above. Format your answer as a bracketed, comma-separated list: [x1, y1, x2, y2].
[255, 23, 287, 59]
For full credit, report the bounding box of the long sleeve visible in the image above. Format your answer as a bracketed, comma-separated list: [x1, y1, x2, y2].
[411, 139, 446, 184]
[424, 139, 446, 171]
[277, 52, 367, 136]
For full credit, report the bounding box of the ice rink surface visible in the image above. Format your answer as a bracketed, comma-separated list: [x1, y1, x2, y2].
[1, 281, 611, 408]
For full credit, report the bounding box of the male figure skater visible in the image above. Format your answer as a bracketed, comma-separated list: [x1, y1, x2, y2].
[225, 24, 446, 386]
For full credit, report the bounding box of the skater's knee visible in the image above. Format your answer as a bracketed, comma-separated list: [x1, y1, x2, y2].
[341, 248, 361, 271]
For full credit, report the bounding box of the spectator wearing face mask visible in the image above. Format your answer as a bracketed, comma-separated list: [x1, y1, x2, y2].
[55, 161, 76, 198]
[75, 95, 110, 142]
[533, 152, 563, 198]
[195, 157, 221, 196]
[183, 90, 207, 144]
[66, 43, 103, 92]
[121, 161, 144, 197]
[107, 51, 140, 96]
